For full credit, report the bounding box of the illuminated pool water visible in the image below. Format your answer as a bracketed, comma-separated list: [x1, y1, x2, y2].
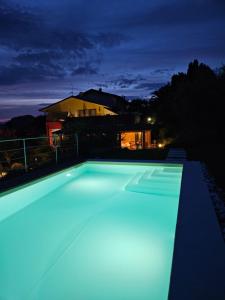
[0, 161, 183, 300]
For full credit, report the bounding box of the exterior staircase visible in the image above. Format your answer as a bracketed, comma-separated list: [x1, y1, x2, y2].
[166, 148, 187, 162]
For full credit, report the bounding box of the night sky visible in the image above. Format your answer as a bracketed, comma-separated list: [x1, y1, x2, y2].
[0, 0, 225, 121]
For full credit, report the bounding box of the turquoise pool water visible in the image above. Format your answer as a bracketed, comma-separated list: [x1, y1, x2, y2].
[0, 161, 183, 300]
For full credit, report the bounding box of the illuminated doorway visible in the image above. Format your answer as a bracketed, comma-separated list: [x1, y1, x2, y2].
[120, 130, 151, 150]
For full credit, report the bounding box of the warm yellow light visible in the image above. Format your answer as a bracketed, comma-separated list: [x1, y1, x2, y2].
[0, 172, 7, 178]
[147, 117, 152, 122]
[158, 143, 163, 148]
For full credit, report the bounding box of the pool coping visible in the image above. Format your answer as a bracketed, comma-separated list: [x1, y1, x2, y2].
[169, 161, 225, 300]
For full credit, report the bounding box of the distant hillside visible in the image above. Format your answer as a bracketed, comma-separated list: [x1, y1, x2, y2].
[0, 115, 46, 138]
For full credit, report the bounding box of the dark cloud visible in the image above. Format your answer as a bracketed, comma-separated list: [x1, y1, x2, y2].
[153, 68, 174, 75]
[135, 82, 165, 91]
[0, 0, 126, 86]
[15, 51, 62, 65]
[99, 74, 165, 95]
[0, 1, 90, 51]
[0, 0, 36, 49]
[114, 78, 139, 88]
[109, 75, 146, 88]
[95, 33, 126, 48]
[0, 61, 64, 85]
[72, 64, 98, 76]
[0, 0, 125, 51]
[0, 0, 225, 120]
[117, 0, 225, 29]
[95, 83, 109, 89]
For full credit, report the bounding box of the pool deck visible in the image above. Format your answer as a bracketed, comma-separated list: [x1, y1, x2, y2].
[169, 161, 225, 300]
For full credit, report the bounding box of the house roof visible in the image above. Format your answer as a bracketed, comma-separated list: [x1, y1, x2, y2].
[77, 89, 125, 108]
[40, 95, 110, 112]
[40, 89, 124, 112]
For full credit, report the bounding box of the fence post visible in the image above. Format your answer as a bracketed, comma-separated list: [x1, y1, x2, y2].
[55, 146, 58, 164]
[23, 139, 28, 172]
[74, 133, 79, 158]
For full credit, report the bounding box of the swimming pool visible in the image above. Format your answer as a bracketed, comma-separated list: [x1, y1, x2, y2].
[0, 161, 183, 300]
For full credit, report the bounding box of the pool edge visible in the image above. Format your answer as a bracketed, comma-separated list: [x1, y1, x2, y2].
[168, 161, 225, 300]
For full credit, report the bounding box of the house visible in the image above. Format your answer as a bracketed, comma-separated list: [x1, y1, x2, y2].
[40, 89, 152, 150]
[40, 89, 118, 137]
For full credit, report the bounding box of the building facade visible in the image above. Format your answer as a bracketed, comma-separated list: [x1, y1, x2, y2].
[40, 89, 152, 150]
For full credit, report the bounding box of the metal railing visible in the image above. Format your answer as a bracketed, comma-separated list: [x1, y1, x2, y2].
[0, 131, 166, 182]
[0, 134, 79, 180]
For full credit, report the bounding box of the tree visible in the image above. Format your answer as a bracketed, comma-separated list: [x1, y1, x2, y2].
[153, 60, 225, 145]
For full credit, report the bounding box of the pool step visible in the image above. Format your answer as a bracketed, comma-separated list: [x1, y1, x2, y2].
[162, 167, 182, 174]
[151, 169, 181, 179]
[140, 177, 179, 186]
[125, 170, 181, 196]
[126, 183, 180, 197]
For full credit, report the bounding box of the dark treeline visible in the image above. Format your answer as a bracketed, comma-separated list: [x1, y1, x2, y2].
[152, 59, 225, 146]
[0, 115, 46, 138]
[151, 59, 225, 191]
